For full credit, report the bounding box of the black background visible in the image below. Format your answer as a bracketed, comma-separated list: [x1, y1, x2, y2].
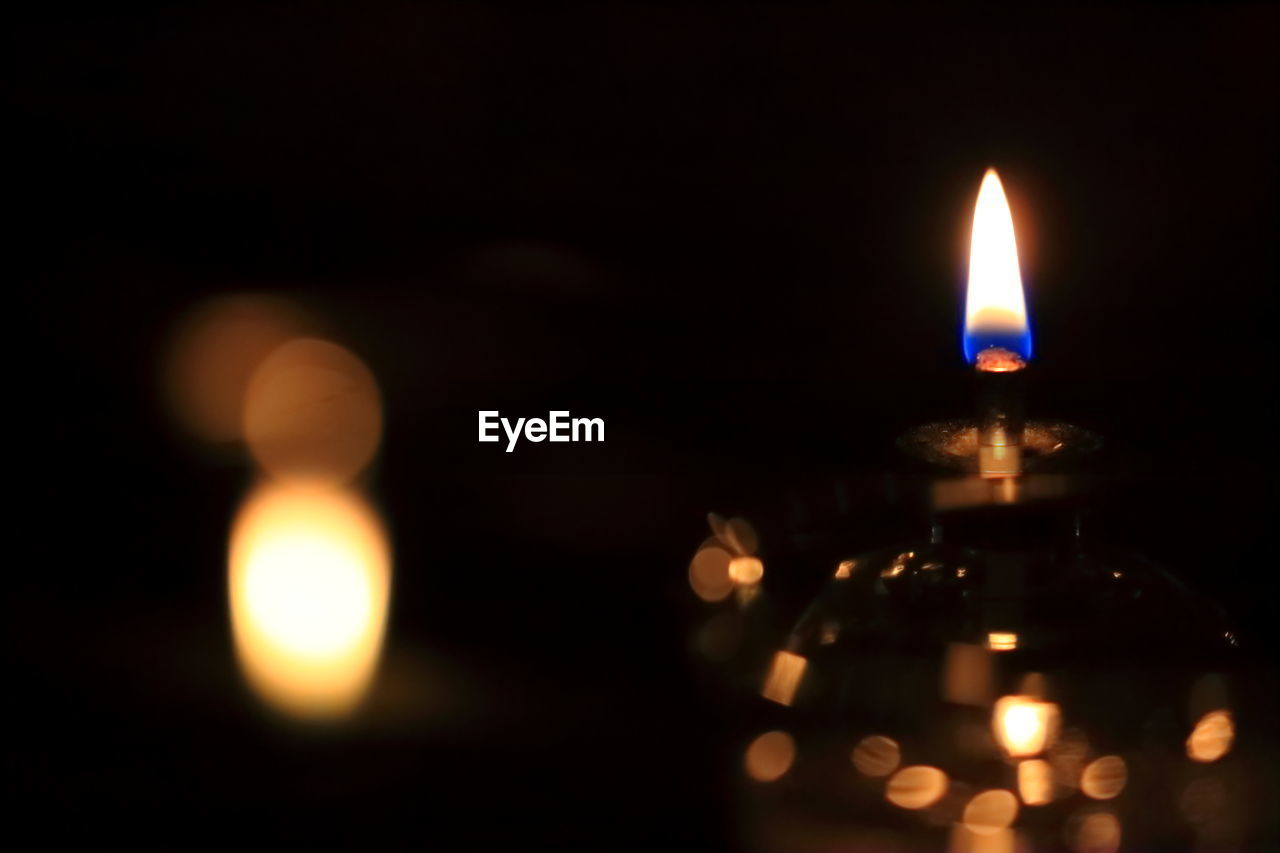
[11, 2, 1278, 849]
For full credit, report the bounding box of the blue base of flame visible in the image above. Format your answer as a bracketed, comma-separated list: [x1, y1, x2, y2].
[963, 328, 1033, 365]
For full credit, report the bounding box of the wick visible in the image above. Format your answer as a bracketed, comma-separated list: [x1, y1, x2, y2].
[975, 347, 1027, 374]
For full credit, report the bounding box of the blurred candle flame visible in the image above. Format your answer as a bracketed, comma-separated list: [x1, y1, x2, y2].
[964, 169, 1031, 364]
[229, 481, 391, 720]
[993, 695, 1059, 757]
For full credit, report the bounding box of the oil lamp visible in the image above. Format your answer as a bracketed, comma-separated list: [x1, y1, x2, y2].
[690, 169, 1261, 852]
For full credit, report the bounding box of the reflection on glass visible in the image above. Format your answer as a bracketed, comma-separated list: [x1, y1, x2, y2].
[761, 650, 807, 706]
[722, 517, 759, 556]
[1179, 776, 1227, 827]
[881, 551, 914, 578]
[745, 731, 795, 782]
[228, 481, 391, 720]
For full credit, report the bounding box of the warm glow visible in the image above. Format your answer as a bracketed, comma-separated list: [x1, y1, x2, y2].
[942, 642, 993, 706]
[1179, 776, 1227, 826]
[164, 295, 315, 442]
[729, 555, 764, 585]
[722, 517, 759, 556]
[886, 765, 949, 809]
[744, 731, 795, 782]
[1017, 759, 1053, 805]
[1186, 710, 1234, 762]
[949, 825, 1017, 853]
[695, 611, 742, 662]
[993, 695, 1059, 757]
[851, 735, 900, 777]
[1071, 810, 1121, 852]
[229, 481, 391, 720]
[761, 650, 807, 706]
[964, 169, 1030, 363]
[986, 631, 1018, 651]
[1080, 755, 1127, 800]
[1048, 729, 1090, 791]
[689, 542, 734, 602]
[243, 338, 383, 484]
[962, 789, 1019, 835]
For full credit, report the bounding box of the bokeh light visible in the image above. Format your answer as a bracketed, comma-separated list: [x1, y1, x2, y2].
[949, 825, 1017, 853]
[1017, 759, 1053, 805]
[243, 338, 382, 484]
[962, 789, 1019, 835]
[164, 295, 315, 442]
[1079, 755, 1126, 800]
[993, 695, 1059, 757]
[986, 631, 1018, 651]
[1186, 710, 1234, 763]
[228, 481, 391, 720]
[761, 650, 807, 706]
[886, 765, 949, 810]
[1068, 810, 1121, 853]
[745, 731, 796, 782]
[729, 555, 764, 585]
[689, 541, 734, 602]
[851, 735, 900, 778]
[943, 642, 993, 706]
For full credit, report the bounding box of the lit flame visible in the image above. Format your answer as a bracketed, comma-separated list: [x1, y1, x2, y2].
[229, 481, 391, 720]
[964, 169, 1031, 364]
[993, 695, 1059, 757]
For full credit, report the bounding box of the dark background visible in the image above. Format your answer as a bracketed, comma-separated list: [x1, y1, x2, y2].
[10, 2, 1278, 849]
